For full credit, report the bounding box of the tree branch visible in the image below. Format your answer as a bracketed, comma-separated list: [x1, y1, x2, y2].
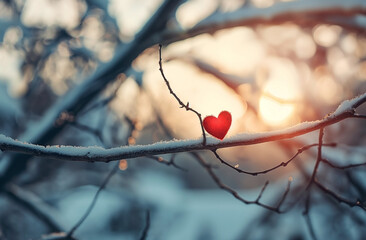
[321, 158, 366, 170]
[211, 143, 336, 176]
[192, 152, 291, 213]
[158, 44, 206, 145]
[158, 0, 366, 46]
[0, 0, 185, 189]
[146, 155, 187, 171]
[4, 184, 65, 233]
[303, 194, 318, 240]
[314, 179, 366, 211]
[66, 163, 120, 238]
[139, 210, 150, 240]
[307, 128, 324, 189]
[0, 92, 365, 162]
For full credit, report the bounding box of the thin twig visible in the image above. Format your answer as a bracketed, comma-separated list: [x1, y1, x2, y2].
[255, 181, 269, 202]
[139, 210, 150, 240]
[4, 184, 64, 233]
[321, 158, 366, 169]
[352, 114, 366, 119]
[66, 110, 141, 237]
[307, 128, 324, 189]
[146, 155, 187, 171]
[68, 122, 104, 144]
[211, 143, 336, 176]
[158, 44, 206, 145]
[79, 76, 124, 117]
[192, 152, 291, 213]
[66, 163, 120, 238]
[276, 180, 291, 209]
[303, 194, 318, 240]
[345, 172, 366, 198]
[314, 179, 366, 211]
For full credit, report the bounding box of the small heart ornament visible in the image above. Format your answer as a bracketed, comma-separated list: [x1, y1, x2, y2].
[203, 111, 232, 140]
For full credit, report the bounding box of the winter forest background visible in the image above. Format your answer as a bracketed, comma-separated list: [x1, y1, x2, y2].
[0, 0, 366, 239]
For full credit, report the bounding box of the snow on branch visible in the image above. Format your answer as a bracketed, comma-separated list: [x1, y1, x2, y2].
[0, 92, 365, 162]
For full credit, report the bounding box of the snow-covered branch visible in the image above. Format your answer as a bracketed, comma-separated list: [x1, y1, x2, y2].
[158, 0, 366, 45]
[0, 0, 184, 188]
[0, 92, 365, 162]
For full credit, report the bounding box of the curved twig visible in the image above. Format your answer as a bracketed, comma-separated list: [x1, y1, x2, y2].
[158, 44, 207, 145]
[193, 152, 291, 213]
[211, 143, 336, 176]
[66, 163, 119, 238]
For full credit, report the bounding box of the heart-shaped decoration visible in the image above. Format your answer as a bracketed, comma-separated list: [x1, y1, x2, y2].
[203, 111, 232, 140]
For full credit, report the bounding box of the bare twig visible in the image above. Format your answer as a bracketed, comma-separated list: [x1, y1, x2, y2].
[321, 158, 366, 169]
[345, 172, 366, 198]
[66, 106, 142, 238]
[151, 97, 290, 212]
[66, 163, 120, 238]
[255, 181, 269, 202]
[139, 210, 150, 240]
[307, 128, 324, 189]
[146, 155, 187, 171]
[276, 180, 291, 209]
[293, 146, 366, 212]
[314, 179, 366, 211]
[4, 184, 64, 233]
[79, 76, 125, 117]
[303, 194, 318, 240]
[68, 122, 104, 144]
[192, 152, 291, 213]
[211, 143, 336, 176]
[158, 44, 206, 145]
[316, 182, 366, 211]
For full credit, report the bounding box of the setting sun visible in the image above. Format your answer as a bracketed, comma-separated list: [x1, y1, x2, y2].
[259, 95, 295, 126]
[258, 59, 301, 127]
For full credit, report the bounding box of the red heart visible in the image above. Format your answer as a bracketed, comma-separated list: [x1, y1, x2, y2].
[203, 111, 232, 140]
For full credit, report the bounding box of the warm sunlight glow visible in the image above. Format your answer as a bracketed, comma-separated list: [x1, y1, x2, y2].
[108, 0, 163, 39]
[258, 59, 301, 127]
[251, 0, 275, 8]
[21, 0, 85, 29]
[144, 60, 246, 139]
[194, 27, 265, 76]
[259, 96, 294, 127]
[119, 160, 128, 171]
[313, 24, 342, 47]
[176, 0, 217, 29]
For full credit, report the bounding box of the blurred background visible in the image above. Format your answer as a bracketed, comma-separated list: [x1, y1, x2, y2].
[0, 0, 366, 239]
